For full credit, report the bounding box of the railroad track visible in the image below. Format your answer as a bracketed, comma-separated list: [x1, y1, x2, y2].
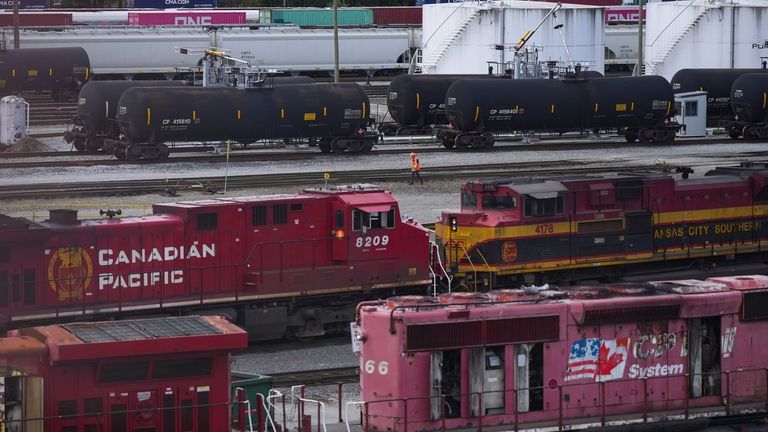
[0, 136, 748, 170]
[269, 367, 359, 387]
[2, 158, 764, 200]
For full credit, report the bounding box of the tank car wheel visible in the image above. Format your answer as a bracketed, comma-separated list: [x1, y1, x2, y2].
[332, 138, 348, 153]
[85, 138, 104, 153]
[481, 133, 495, 148]
[363, 140, 374, 152]
[624, 132, 638, 143]
[454, 134, 471, 149]
[113, 148, 127, 161]
[73, 138, 86, 152]
[728, 127, 741, 140]
[441, 137, 455, 149]
[742, 126, 759, 140]
[158, 146, 170, 160]
[319, 141, 332, 153]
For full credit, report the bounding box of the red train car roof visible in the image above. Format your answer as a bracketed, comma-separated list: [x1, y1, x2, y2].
[19, 315, 247, 363]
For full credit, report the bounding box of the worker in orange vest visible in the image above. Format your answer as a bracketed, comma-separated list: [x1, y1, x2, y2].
[409, 152, 423, 185]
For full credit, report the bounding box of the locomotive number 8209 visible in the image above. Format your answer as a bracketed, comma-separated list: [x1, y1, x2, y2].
[355, 235, 390, 248]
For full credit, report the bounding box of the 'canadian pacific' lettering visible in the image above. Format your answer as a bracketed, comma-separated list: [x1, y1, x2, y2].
[98, 243, 216, 266]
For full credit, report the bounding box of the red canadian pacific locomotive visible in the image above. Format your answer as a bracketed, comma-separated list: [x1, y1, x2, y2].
[356, 275, 768, 431]
[0, 185, 431, 340]
[435, 162, 768, 287]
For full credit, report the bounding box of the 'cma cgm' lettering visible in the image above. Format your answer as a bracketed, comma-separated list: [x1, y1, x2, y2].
[628, 363, 683, 379]
[96, 243, 215, 290]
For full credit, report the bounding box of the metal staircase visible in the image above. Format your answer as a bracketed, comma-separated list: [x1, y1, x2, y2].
[420, 6, 482, 73]
[645, 6, 709, 75]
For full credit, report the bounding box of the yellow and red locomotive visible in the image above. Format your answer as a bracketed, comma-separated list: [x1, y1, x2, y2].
[435, 162, 768, 287]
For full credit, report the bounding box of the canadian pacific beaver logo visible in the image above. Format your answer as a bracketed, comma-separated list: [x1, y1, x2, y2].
[47, 247, 93, 301]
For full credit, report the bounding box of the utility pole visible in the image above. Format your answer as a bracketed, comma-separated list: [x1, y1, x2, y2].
[13, 0, 20, 49]
[635, 0, 644, 76]
[333, 0, 339, 83]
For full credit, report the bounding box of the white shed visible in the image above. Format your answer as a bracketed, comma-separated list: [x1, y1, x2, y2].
[420, 0, 605, 74]
[674, 91, 707, 137]
[645, 0, 768, 80]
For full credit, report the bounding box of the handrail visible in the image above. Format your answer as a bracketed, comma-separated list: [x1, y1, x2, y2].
[649, 0, 700, 48]
[357, 367, 768, 431]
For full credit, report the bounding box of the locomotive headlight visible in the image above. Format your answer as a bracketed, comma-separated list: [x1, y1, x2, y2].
[335, 230, 346, 239]
[450, 217, 458, 232]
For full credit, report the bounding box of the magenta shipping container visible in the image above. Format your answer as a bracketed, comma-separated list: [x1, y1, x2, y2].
[128, 10, 245, 26]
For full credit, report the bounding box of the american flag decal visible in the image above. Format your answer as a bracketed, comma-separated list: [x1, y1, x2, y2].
[565, 337, 630, 382]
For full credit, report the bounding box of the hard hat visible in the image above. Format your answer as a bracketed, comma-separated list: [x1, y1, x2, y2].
[410, 152, 416, 157]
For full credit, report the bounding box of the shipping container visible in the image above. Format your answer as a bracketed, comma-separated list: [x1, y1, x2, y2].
[371, 6, 421, 26]
[605, 6, 645, 22]
[270, 8, 373, 26]
[0, 12, 72, 26]
[126, 0, 217, 8]
[128, 10, 245, 25]
[0, 0, 49, 9]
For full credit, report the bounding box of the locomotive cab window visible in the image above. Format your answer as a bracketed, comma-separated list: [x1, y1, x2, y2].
[524, 194, 564, 217]
[196, 212, 218, 230]
[353, 207, 395, 232]
[461, 192, 477, 209]
[482, 193, 517, 210]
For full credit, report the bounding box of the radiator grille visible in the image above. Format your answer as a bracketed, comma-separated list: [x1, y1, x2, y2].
[405, 316, 558, 352]
[742, 291, 768, 321]
[582, 304, 680, 326]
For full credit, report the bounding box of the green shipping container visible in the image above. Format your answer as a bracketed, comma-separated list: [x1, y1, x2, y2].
[231, 372, 273, 428]
[271, 8, 373, 26]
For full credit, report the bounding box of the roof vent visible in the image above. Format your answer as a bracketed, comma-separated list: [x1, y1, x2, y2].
[48, 209, 79, 225]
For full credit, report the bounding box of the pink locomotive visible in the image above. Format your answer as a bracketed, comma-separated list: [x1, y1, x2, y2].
[0, 185, 431, 340]
[356, 275, 768, 431]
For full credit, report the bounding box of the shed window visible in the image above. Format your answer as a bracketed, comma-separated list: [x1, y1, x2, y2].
[153, 357, 212, 378]
[524, 196, 563, 217]
[100, 362, 149, 382]
[273, 204, 287, 225]
[252, 206, 267, 226]
[684, 100, 698, 116]
[196, 213, 218, 230]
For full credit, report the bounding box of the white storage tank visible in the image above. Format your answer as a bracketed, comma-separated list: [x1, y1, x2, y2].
[421, 0, 605, 74]
[645, 0, 768, 80]
[0, 96, 29, 146]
